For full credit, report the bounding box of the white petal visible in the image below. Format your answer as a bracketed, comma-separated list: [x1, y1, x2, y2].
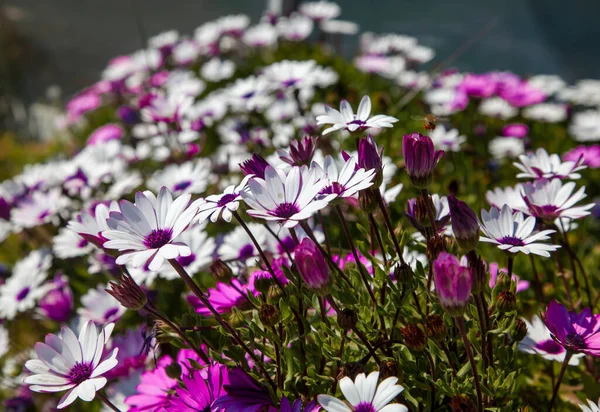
[340, 375, 361, 406]
[317, 395, 352, 412]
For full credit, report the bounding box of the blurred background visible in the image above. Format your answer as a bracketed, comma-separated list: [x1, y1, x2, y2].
[1, 0, 599, 140]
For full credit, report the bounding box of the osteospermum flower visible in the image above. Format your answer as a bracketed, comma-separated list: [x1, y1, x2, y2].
[188, 279, 254, 315]
[196, 175, 251, 223]
[316, 96, 398, 135]
[317, 371, 407, 412]
[68, 202, 120, 248]
[103, 187, 200, 271]
[518, 315, 583, 365]
[513, 148, 587, 180]
[479, 204, 560, 257]
[125, 356, 178, 411]
[299, 0, 341, 21]
[579, 399, 600, 412]
[166, 363, 229, 411]
[77, 284, 125, 324]
[242, 165, 334, 228]
[485, 184, 528, 213]
[146, 159, 212, 195]
[23, 321, 118, 409]
[522, 179, 595, 222]
[10, 188, 70, 229]
[542, 300, 600, 357]
[313, 155, 375, 199]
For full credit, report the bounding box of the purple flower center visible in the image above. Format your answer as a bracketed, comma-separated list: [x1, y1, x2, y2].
[177, 253, 196, 267]
[499, 236, 525, 247]
[68, 362, 93, 384]
[77, 238, 89, 248]
[104, 307, 119, 321]
[355, 403, 376, 412]
[241, 91, 256, 99]
[535, 339, 564, 355]
[238, 244, 255, 260]
[16, 287, 30, 301]
[320, 182, 344, 195]
[564, 333, 587, 350]
[539, 204, 559, 217]
[282, 78, 300, 87]
[348, 119, 366, 127]
[271, 202, 299, 219]
[143, 228, 173, 249]
[173, 180, 192, 192]
[217, 193, 238, 207]
[38, 210, 51, 221]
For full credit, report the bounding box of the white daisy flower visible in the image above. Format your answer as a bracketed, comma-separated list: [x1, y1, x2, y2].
[518, 315, 584, 365]
[317, 371, 407, 412]
[172, 39, 200, 65]
[277, 13, 314, 41]
[200, 58, 236, 82]
[513, 148, 587, 180]
[479, 204, 560, 257]
[569, 110, 600, 142]
[103, 187, 200, 271]
[485, 184, 528, 213]
[316, 96, 398, 135]
[227, 76, 272, 111]
[299, 0, 341, 21]
[241, 165, 334, 228]
[488, 137, 525, 160]
[262, 60, 319, 91]
[11, 188, 71, 229]
[312, 155, 375, 199]
[53, 227, 94, 259]
[218, 223, 269, 268]
[243, 23, 278, 47]
[148, 30, 179, 50]
[527, 74, 566, 96]
[196, 175, 251, 223]
[522, 103, 568, 123]
[0, 250, 52, 320]
[78, 284, 126, 324]
[24, 321, 119, 409]
[320, 19, 359, 35]
[105, 171, 143, 200]
[579, 399, 600, 412]
[68, 202, 120, 248]
[216, 14, 250, 37]
[429, 126, 467, 152]
[147, 159, 211, 196]
[522, 179, 595, 221]
[478, 97, 518, 119]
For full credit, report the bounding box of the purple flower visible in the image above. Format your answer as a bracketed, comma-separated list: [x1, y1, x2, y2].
[118, 105, 139, 124]
[448, 195, 479, 252]
[125, 356, 178, 411]
[295, 238, 331, 296]
[66, 90, 101, 123]
[542, 300, 600, 356]
[502, 123, 529, 138]
[279, 396, 318, 412]
[402, 133, 444, 189]
[187, 279, 255, 315]
[166, 363, 229, 412]
[564, 145, 600, 168]
[357, 135, 384, 188]
[87, 124, 123, 146]
[279, 136, 318, 166]
[212, 367, 274, 411]
[457, 73, 496, 98]
[499, 82, 546, 107]
[38, 275, 73, 322]
[433, 252, 472, 317]
[240, 153, 270, 179]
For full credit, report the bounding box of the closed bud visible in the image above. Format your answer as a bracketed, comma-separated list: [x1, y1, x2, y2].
[495, 271, 511, 291]
[497, 290, 516, 313]
[402, 132, 444, 189]
[154, 320, 176, 345]
[165, 362, 182, 379]
[450, 395, 476, 412]
[379, 359, 399, 380]
[467, 252, 486, 295]
[210, 259, 233, 283]
[512, 318, 528, 342]
[228, 309, 246, 328]
[415, 195, 432, 227]
[400, 324, 427, 352]
[337, 308, 358, 330]
[359, 189, 378, 215]
[295, 239, 331, 296]
[280, 136, 318, 166]
[106, 274, 147, 311]
[267, 284, 285, 302]
[239, 153, 270, 179]
[338, 362, 366, 381]
[449, 195, 480, 252]
[252, 270, 273, 294]
[259, 303, 280, 327]
[393, 263, 413, 283]
[427, 236, 445, 262]
[433, 252, 472, 317]
[358, 136, 384, 188]
[426, 314, 447, 343]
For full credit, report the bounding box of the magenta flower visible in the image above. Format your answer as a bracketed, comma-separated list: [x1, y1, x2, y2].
[402, 133, 444, 189]
[166, 363, 229, 412]
[542, 300, 600, 356]
[125, 356, 178, 411]
[433, 252, 472, 317]
[187, 279, 255, 315]
[38, 275, 73, 322]
[448, 195, 479, 252]
[357, 136, 384, 188]
[502, 123, 529, 139]
[457, 73, 496, 98]
[279, 136, 319, 167]
[87, 124, 123, 146]
[333, 252, 373, 275]
[105, 327, 149, 380]
[295, 238, 331, 295]
[499, 82, 546, 107]
[564, 145, 600, 169]
[212, 367, 274, 411]
[239, 153, 270, 179]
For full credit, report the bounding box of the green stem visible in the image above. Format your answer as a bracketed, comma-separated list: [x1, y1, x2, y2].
[548, 352, 572, 412]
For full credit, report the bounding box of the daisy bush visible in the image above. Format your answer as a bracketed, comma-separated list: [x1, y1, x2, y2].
[2, 1, 600, 411]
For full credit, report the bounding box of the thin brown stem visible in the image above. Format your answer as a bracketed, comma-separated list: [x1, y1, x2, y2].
[457, 317, 483, 412]
[548, 351, 572, 411]
[97, 392, 121, 412]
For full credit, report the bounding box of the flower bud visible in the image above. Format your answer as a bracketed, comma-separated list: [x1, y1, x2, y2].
[259, 303, 280, 327]
[358, 136, 384, 188]
[38, 275, 73, 322]
[239, 153, 270, 179]
[426, 314, 448, 343]
[467, 252, 486, 295]
[448, 195, 479, 252]
[228, 309, 246, 328]
[402, 132, 444, 189]
[154, 320, 176, 344]
[106, 274, 147, 311]
[427, 236, 445, 262]
[393, 263, 413, 283]
[379, 359, 399, 380]
[496, 290, 516, 313]
[400, 324, 428, 352]
[267, 284, 285, 302]
[295, 238, 331, 296]
[512, 318, 528, 342]
[279, 136, 318, 166]
[415, 195, 432, 227]
[210, 259, 233, 283]
[433, 252, 472, 317]
[252, 270, 273, 294]
[337, 308, 358, 330]
[165, 362, 182, 379]
[359, 188, 378, 215]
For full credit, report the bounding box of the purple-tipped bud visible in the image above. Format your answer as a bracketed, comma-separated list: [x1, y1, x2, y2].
[358, 136, 384, 188]
[402, 133, 444, 189]
[279, 136, 318, 166]
[448, 195, 479, 252]
[295, 238, 331, 296]
[433, 252, 472, 317]
[239, 153, 270, 179]
[38, 275, 73, 322]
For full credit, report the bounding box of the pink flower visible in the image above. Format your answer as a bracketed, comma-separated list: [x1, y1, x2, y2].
[402, 132, 444, 189]
[542, 300, 600, 356]
[564, 145, 600, 168]
[187, 279, 255, 315]
[125, 356, 178, 411]
[458, 74, 496, 98]
[433, 252, 471, 317]
[499, 82, 546, 107]
[66, 91, 101, 123]
[295, 238, 331, 296]
[87, 124, 123, 146]
[502, 123, 529, 138]
[488, 262, 529, 293]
